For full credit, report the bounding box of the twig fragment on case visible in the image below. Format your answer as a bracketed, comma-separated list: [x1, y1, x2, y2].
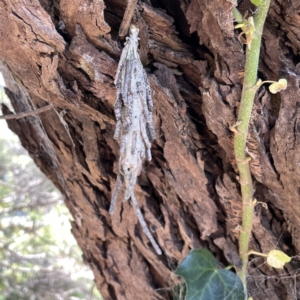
[118, 0, 138, 39]
[110, 25, 162, 255]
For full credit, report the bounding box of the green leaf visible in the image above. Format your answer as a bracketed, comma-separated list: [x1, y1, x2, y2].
[269, 79, 287, 94]
[266, 250, 291, 269]
[175, 249, 245, 300]
[250, 0, 263, 6]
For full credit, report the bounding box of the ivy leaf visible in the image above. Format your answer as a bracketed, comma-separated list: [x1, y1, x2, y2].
[266, 250, 291, 269]
[250, 0, 263, 6]
[269, 79, 287, 94]
[174, 249, 245, 300]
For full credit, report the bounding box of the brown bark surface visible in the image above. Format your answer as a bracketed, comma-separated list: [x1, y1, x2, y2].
[1, 0, 300, 299]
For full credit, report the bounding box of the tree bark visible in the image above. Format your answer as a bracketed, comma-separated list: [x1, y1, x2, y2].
[1, 0, 300, 299]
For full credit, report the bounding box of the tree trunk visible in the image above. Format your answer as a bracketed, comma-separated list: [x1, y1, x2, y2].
[1, 0, 300, 299]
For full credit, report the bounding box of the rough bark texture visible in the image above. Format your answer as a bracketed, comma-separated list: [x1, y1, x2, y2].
[1, 0, 300, 299]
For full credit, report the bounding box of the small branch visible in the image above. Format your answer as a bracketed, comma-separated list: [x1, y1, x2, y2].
[0, 104, 52, 120]
[51, 108, 75, 147]
[118, 0, 138, 39]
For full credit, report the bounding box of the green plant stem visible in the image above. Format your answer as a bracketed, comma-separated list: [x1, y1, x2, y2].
[233, 8, 243, 24]
[234, 0, 271, 289]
